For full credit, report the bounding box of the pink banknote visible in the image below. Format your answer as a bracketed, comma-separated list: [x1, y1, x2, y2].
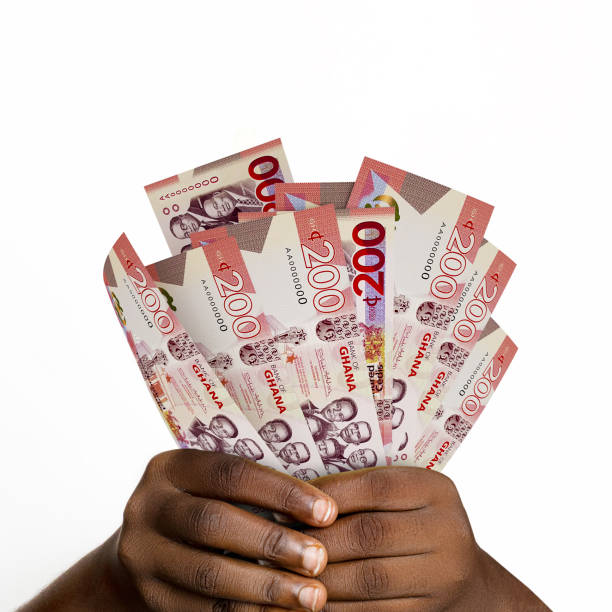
[411, 319, 518, 471]
[193, 207, 388, 472]
[238, 206, 397, 460]
[103, 233, 285, 472]
[144, 139, 293, 255]
[411, 240, 515, 420]
[345, 158, 494, 459]
[391, 240, 515, 463]
[147, 238, 326, 480]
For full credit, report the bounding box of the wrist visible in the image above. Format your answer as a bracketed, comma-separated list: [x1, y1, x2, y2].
[462, 547, 551, 612]
[19, 530, 143, 612]
[99, 528, 146, 611]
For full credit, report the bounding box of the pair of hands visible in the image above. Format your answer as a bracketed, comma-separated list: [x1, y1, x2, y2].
[110, 450, 492, 611]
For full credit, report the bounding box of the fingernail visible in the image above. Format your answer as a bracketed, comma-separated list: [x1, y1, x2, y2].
[302, 545, 325, 575]
[312, 498, 333, 524]
[298, 585, 324, 611]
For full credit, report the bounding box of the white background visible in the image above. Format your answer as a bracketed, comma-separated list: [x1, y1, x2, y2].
[1, 1, 610, 610]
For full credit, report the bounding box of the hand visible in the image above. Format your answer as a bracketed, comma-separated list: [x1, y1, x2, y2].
[22, 450, 339, 612]
[112, 449, 340, 611]
[303, 467, 550, 611]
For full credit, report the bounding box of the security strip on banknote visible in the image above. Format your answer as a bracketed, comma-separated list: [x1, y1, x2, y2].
[145, 139, 293, 255]
[192, 207, 388, 472]
[147, 238, 327, 480]
[104, 234, 286, 472]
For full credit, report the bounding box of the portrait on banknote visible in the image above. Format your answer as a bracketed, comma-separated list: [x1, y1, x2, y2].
[232, 438, 265, 461]
[292, 468, 321, 481]
[168, 180, 262, 239]
[300, 397, 358, 423]
[188, 416, 238, 453]
[306, 416, 372, 445]
[258, 418, 293, 444]
[184, 398, 276, 463]
[274, 441, 312, 468]
[319, 443, 378, 471]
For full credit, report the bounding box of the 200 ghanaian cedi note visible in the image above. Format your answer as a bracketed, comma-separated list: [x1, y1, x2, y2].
[103, 233, 286, 472]
[144, 139, 293, 255]
[193, 207, 387, 472]
[345, 158, 494, 459]
[147, 238, 326, 480]
[410, 319, 517, 471]
[238, 204, 397, 459]
[408, 240, 515, 427]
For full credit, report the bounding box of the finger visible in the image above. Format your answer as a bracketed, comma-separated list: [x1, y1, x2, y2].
[163, 450, 338, 526]
[152, 536, 327, 610]
[323, 599, 434, 612]
[138, 578, 292, 612]
[319, 556, 439, 600]
[312, 467, 453, 514]
[303, 510, 437, 562]
[158, 493, 328, 576]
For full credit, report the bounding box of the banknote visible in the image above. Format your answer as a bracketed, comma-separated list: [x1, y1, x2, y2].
[346, 158, 494, 458]
[237, 207, 397, 458]
[408, 319, 518, 471]
[192, 207, 388, 472]
[409, 240, 516, 421]
[274, 182, 354, 211]
[147, 238, 327, 480]
[103, 233, 285, 472]
[390, 239, 515, 461]
[346, 158, 493, 317]
[144, 139, 293, 255]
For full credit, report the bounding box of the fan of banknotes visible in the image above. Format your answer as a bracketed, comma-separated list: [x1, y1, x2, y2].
[103, 139, 516, 480]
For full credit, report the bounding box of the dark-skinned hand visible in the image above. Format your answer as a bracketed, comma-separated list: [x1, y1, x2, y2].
[303, 467, 550, 611]
[20, 453, 549, 612]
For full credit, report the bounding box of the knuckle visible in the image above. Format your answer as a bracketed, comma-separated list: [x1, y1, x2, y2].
[144, 451, 173, 481]
[428, 470, 459, 502]
[122, 492, 144, 527]
[116, 532, 139, 573]
[356, 559, 390, 600]
[349, 513, 385, 553]
[125, 486, 168, 530]
[216, 455, 251, 495]
[362, 469, 393, 506]
[190, 557, 222, 595]
[449, 512, 474, 549]
[275, 480, 304, 514]
[139, 579, 171, 612]
[261, 525, 290, 562]
[189, 500, 224, 543]
[261, 573, 284, 603]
